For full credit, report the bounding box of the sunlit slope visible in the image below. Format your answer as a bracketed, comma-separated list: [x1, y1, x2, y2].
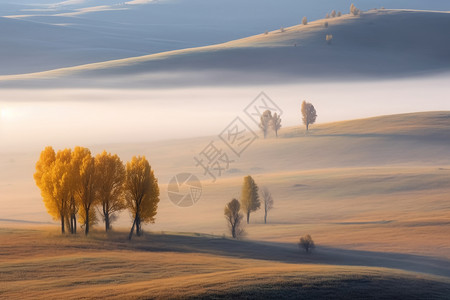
[1, 9, 450, 86]
[1, 112, 449, 258]
[115, 111, 450, 182]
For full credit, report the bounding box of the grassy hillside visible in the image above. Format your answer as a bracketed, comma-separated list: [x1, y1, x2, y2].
[1, 112, 449, 260]
[1, 227, 449, 299]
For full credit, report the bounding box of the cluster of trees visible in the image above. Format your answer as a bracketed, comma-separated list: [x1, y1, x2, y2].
[223, 176, 315, 253]
[259, 110, 282, 138]
[224, 175, 274, 238]
[34, 146, 159, 239]
[257, 100, 317, 138]
[325, 10, 342, 19]
[350, 3, 360, 16]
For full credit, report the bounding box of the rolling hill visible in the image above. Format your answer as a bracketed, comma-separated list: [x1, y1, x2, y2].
[1, 112, 449, 259]
[1, 9, 450, 87]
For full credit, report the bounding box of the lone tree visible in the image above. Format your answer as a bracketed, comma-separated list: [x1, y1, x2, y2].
[241, 175, 260, 224]
[224, 198, 244, 238]
[260, 187, 274, 224]
[259, 110, 272, 139]
[271, 112, 282, 137]
[331, 10, 336, 18]
[301, 100, 317, 132]
[326, 34, 333, 45]
[95, 151, 126, 232]
[299, 234, 315, 253]
[125, 156, 160, 240]
[302, 16, 308, 25]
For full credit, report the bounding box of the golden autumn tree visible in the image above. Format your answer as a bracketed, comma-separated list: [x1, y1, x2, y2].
[34, 147, 59, 231]
[34, 147, 74, 234]
[124, 156, 160, 240]
[95, 151, 126, 232]
[72, 147, 97, 235]
[241, 175, 260, 224]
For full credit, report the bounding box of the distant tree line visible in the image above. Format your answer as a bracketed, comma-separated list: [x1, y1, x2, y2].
[34, 146, 159, 239]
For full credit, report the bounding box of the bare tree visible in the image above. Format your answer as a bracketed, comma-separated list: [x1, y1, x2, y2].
[325, 13, 329, 19]
[302, 16, 308, 25]
[331, 10, 336, 18]
[260, 187, 273, 224]
[259, 110, 272, 139]
[301, 101, 317, 132]
[271, 112, 282, 137]
[298, 234, 315, 253]
[337, 11, 342, 17]
[224, 198, 244, 238]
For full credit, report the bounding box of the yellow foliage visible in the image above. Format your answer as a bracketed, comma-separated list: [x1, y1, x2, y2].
[95, 151, 126, 230]
[125, 156, 159, 224]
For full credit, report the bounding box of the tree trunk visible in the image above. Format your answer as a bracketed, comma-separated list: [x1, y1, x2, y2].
[231, 224, 236, 238]
[246, 211, 250, 224]
[104, 202, 110, 232]
[105, 214, 110, 232]
[60, 213, 65, 234]
[85, 208, 90, 235]
[136, 214, 141, 236]
[73, 214, 77, 234]
[264, 210, 267, 224]
[128, 217, 137, 240]
[65, 215, 71, 234]
[275, 129, 278, 137]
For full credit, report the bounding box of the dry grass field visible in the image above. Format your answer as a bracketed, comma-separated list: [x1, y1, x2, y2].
[1, 227, 449, 299]
[1, 112, 450, 298]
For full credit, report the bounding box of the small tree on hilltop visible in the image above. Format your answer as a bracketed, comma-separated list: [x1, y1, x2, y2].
[331, 10, 336, 18]
[301, 100, 317, 132]
[224, 198, 244, 238]
[259, 110, 272, 139]
[261, 187, 274, 224]
[337, 11, 342, 17]
[302, 16, 307, 25]
[299, 234, 315, 253]
[241, 175, 260, 224]
[271, 112, 282, 137]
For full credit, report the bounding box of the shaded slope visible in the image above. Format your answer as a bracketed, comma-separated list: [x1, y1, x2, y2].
[2, 9, 450, 87]
[1, 228, 449, 299]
